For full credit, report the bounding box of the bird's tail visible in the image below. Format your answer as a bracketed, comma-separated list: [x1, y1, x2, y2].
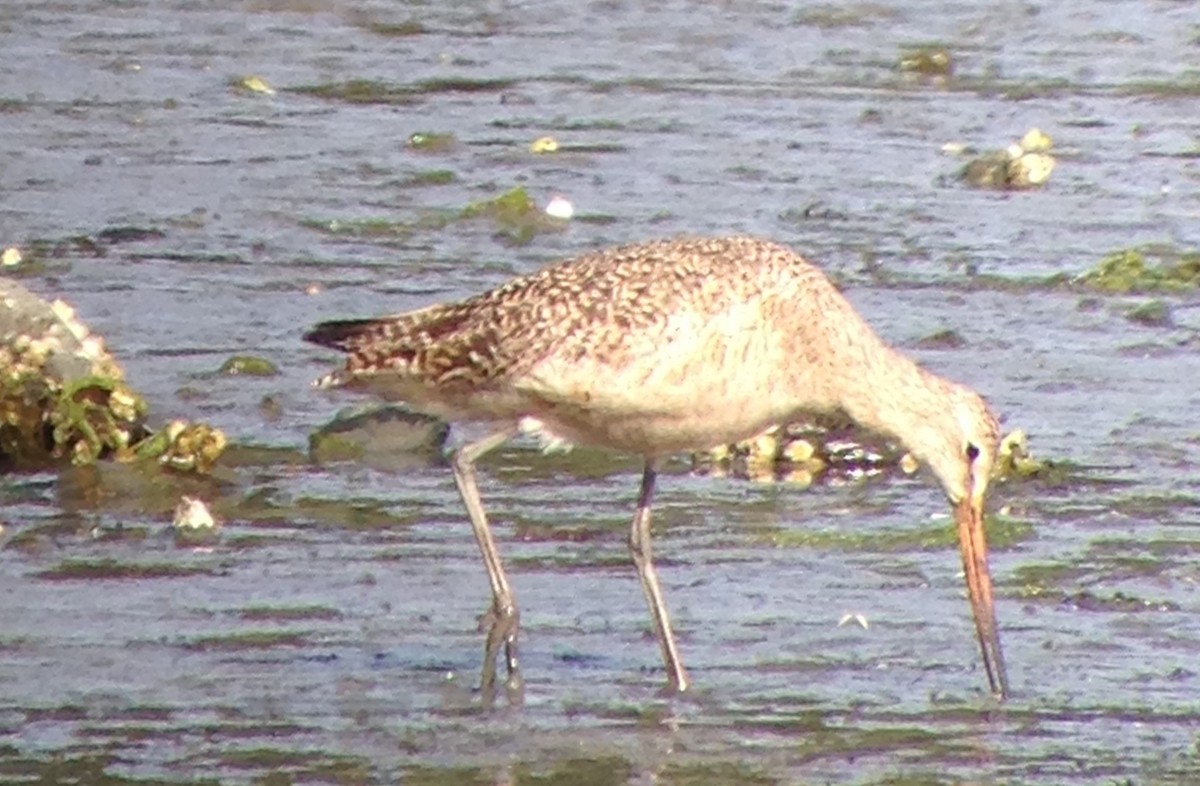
[303, 318, 390, 351]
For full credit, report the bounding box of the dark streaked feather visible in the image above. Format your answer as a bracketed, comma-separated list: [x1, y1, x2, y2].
[303, 318, 390, 351]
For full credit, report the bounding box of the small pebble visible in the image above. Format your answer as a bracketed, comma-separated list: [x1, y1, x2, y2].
[544, 195, 574, 219]
[838, 613, 870, 630]
[1018, 127, 1052, 153]
[233, 75, 275, 95]
[173, 496, 217, 531]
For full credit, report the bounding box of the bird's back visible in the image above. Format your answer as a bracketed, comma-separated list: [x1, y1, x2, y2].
[307, 236, 865, 453]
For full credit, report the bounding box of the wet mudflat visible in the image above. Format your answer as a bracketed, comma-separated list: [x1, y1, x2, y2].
[2, 0, 1200, 783]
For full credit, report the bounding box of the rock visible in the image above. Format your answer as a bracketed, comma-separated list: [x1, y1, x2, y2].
[309, 404, 450, 471]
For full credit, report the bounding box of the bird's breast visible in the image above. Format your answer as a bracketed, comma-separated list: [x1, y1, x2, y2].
[514, 318, 802, 455]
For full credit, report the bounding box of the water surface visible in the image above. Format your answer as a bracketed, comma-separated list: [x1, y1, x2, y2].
[2, 1, 1200, 783]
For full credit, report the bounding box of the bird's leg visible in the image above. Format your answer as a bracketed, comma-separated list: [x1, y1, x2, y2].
[628, 461, 690, 692]
[449, 427, 521, 694]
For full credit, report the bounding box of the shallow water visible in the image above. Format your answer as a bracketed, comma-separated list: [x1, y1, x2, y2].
[2, 0, 1200, 783]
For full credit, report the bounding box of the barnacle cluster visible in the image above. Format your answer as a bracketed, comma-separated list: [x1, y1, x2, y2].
[993, 429, 1045, 480]
[0, 284, 147, 468]
[135, 420, 228, 474]
[958, 128, 1055, 190]
[692, 420, 908, 485]
[695, 420, 1036, 486]
[899, 47, 953, 77]
[1, 280, 226, 472]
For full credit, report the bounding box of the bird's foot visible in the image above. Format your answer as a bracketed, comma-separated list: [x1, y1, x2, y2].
[477, 598, 521, 694]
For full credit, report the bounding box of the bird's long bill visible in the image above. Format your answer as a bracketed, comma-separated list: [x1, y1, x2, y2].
[954, 497, 1011, 699]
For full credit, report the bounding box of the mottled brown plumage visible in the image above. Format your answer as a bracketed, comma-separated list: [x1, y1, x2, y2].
[306, 236, 1009, 698]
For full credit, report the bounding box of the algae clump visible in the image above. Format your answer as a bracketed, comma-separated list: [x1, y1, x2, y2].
[1077, 248, 1200, 294]
[219, 355, 280, 377]
[460, 186, 564, 246]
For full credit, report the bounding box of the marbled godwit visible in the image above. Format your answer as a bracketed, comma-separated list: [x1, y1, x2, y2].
[304, 236, 1009, 698]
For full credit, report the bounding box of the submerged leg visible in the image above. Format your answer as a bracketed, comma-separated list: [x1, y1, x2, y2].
[449, 427, 520, 692]
[628, 461, 690, 692]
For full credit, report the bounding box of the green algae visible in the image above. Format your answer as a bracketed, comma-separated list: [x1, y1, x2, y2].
[1064, 590, 1179, 612]
[554, 142, 629, 154]
[508, 553, 631, 572]
[414, 78, 517, 94]
[299, 216, 415, 240]
[48, 376, 149, 465]
[365, 20, 427, 37]
[237, 604, 343, 622]
[302, 185, 564, 246]
[181, 631, 311, 652]
[1005, 529, 1187, 610]
[1125, 299, 1173, 327]
[306, 430, 366, 463]
[1010, 560, 1092, 589]
[971, 77, 1074, 101]
[507, 756, 633, 786]
[489, 117, 627, 132]
[231, 492, 418, 531]
[94, 226, 165, 244]
[399, 169, 457, 187]
[1076, 248, 1200, 294]
[288, 79, 422, 106]
[1116, 77, 1200, 98]
[401, 766, 509, 786]
[0, 752, 202, 786]
[35, 558, 216, 581]
[407, 131, 458, 152]
[290, 78, 516, 106]
[228, 75, 274, 96]
[133, 420, 227, 474]
[459, 185, 565, 245]
[792, 4, 896, 28]
[217, 355, 279, 377]
[793, 725, 965, 766]
[460, 185, 538, 220]
[1014, 584, 1180, 612]
[659, 762, 776, 786]
[218, 443, 308, 468]
[1106, 535, 1200, 559]
[762, 513, 1033, 552]
[203, 746, 374, 786]
[574, 212, 620, 225]
[899, 46, 954, 77]
[913, 327, 966, 350]
[21, 226, 165, 264]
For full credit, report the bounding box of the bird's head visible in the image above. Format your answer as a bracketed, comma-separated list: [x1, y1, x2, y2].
[921, 383, 999, 510]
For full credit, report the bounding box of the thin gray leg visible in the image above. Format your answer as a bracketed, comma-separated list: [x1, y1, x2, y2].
[449, 427, 520, 692]
[628, 461, 690, 692]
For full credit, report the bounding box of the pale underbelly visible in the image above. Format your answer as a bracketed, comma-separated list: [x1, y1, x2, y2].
[519, 403, 790, 457]
[343, 368, 809, 456]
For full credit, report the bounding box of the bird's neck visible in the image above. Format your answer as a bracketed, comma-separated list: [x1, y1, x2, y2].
[775, 275, 964, 464]
[820, 333, 957, 461]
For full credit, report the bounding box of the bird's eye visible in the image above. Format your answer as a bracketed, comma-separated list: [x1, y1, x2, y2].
[965, 443, 981, 462]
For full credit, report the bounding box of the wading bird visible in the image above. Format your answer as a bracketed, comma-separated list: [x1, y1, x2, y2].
[305, 236, 1009, 698]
